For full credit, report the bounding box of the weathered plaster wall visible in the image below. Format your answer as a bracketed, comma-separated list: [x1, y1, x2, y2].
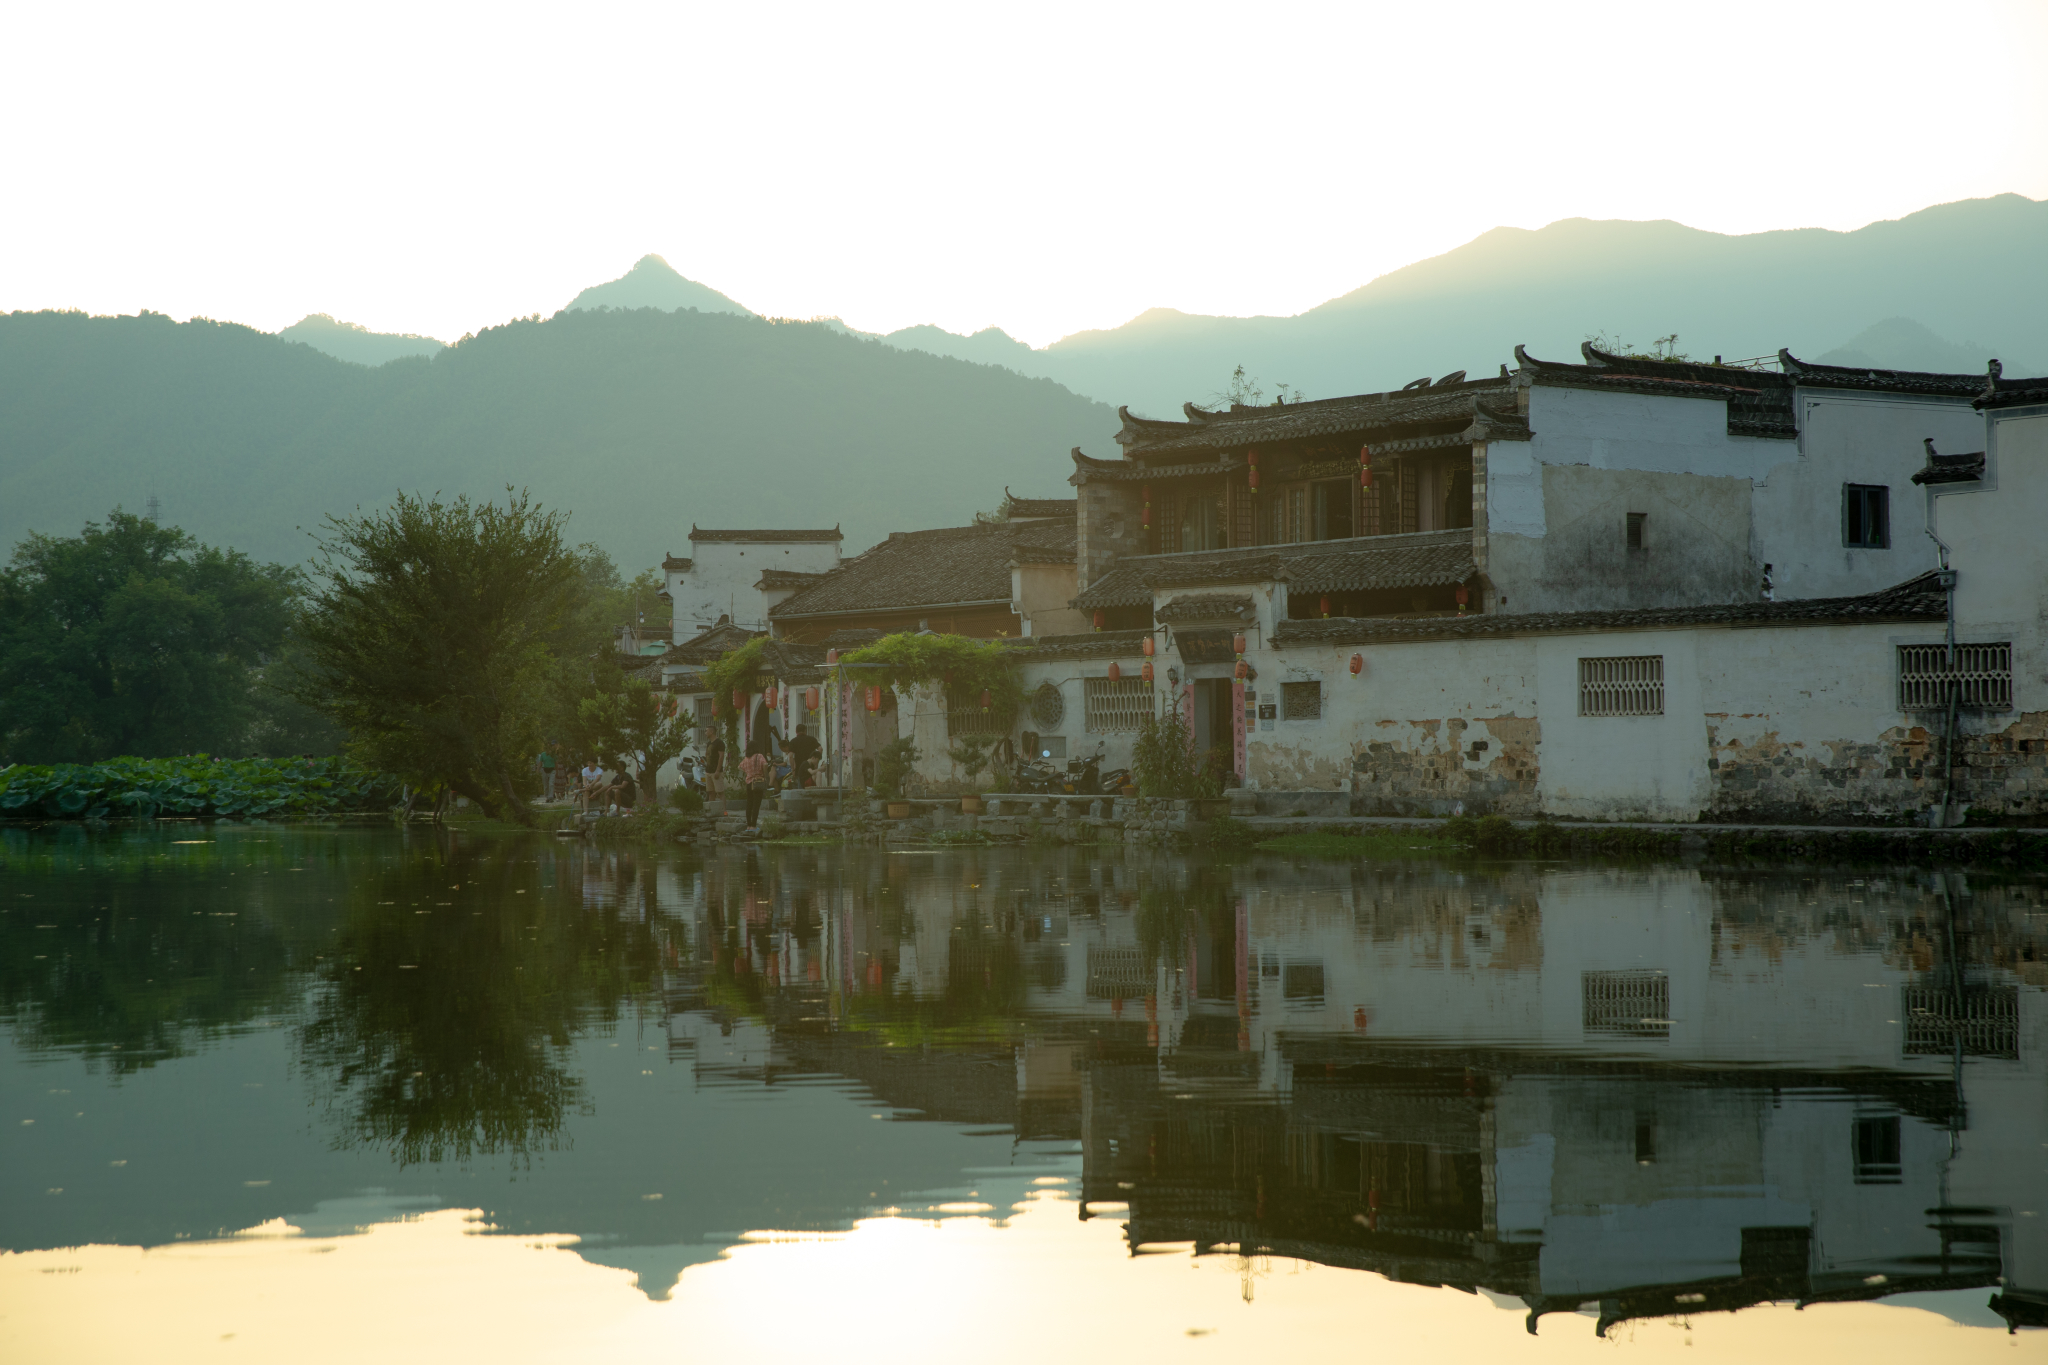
[1754, 392, 1978, 600]
[670, 537, 839, 634]
[1013, 562, 1087, 636]
[1535, 630, 1710, 820]
[1074, 480, 1145, 591]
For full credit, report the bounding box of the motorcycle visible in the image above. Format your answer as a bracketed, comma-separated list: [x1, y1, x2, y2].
[1098, 766, 1134, 796]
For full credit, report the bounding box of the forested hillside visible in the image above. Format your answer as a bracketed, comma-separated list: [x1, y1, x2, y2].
[0, 307, 1113, 566]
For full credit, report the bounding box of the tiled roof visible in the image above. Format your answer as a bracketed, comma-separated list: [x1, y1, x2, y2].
[1112, 379, 1512, 460]
[690, 526, 843, 543]
[761, 639, 829, 682]
[1012, 628, 1154, 661]
[770, 517, 1074, 618]
[1073, 530, 1475, 610]
[665, 620, 762, 664]
[1271, 572, 1946, 648]
[756, 568, 829, 590]
[1071, 449, 1243, 483]
[1515, 344, 1798, 439]
[662, 554, 693, 573]
[1910, 439, 1986, 486]
[1155, 593, 1256, 624]
[1975, 361, 2048, 410]
[1778, 349, 1994, 398]
[821, 628, 885, 649]
[1005, 490, 1078, 519]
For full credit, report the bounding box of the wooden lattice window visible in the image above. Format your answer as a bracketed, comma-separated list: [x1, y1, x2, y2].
[1086, 945, 1148, 999]
[1904, 984, 2018, 1059]
[1084, 677, 1151, 732]
[1281, 680, 1322, 720]
[945, 686, 1005, 737]
[1898, 643, 2012, 711]
[1579, 656, 1664, 716]
[1582, 970, 1670, 1038]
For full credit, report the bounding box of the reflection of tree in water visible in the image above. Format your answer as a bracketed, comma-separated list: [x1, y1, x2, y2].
[298, 841, 662, 1166]
[0, 827, 317, 1072]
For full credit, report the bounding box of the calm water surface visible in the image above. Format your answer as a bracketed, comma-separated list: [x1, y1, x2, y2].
[2, 826, 2043, 1361]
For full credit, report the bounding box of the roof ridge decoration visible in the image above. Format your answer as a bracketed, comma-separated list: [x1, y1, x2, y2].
[1975, 358, 2048, 410]
[691, 525, 844, 543]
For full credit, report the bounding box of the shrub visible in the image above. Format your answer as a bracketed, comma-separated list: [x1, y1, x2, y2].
[668, 785, 704, 813]
[873, 737, 919, 800]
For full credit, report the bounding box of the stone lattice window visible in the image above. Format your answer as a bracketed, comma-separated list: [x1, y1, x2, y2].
[945, 686, 1005, 738]
[1281, 680, 1322, 720]
[1903, 984, 2018, 1059]
[1582, 969, 1670, 1038]
[1084, 677, 1151, 733]
[1579, 655, 1664, 716]
[1898, 643, 2012, 711]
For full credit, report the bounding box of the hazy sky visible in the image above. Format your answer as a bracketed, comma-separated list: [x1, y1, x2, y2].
[7, 0, 2046, 347]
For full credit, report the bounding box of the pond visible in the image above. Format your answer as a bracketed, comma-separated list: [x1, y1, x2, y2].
[2, 826, 2043, 1361]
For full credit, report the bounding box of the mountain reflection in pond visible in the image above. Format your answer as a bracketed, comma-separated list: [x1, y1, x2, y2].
[1, 828, 2043, 1361]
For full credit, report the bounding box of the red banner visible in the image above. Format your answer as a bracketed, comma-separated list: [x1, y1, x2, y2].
[1232, 679, 1247, 778]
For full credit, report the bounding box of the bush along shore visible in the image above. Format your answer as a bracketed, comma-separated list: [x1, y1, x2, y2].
[550, 796, 2048, 869]
[0, 756, 399, 821]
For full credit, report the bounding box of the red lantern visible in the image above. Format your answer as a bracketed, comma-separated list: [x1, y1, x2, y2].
[1319, 595, 1331, 618]
[1455, 584, 1470, 615]
[1350, 653, 1364, 677]
[825, 649, 839, 665]
[1232, 633, 1246, 657]
[732, 688, 744, 709]
[1360, 445, 1373, 489]
[1092, 610, 1105, 632]
[1234, 660, 1250, 680]
[1141, 636, 1154, 657]
[805, 687, 819, 711]
[1107, 661, 1122, 682]
[764, 686, 779, 710]
[1246, 450, 1259, 494]
[1141, 660, 1154, 683]
[979, 688, 992, 712]
[1141, 483, 1151, 529]
[866, 685, 882, 713]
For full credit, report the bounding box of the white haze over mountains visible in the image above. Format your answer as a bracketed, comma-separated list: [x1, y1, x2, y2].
[277, 195, 2044, 416]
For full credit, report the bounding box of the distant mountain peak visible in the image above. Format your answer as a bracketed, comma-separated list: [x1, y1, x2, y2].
[277, 313, 444, 367]
[566, 257, 755, 318]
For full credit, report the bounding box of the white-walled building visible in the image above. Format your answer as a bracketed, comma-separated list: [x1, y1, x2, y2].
[663, 526, 842, 639]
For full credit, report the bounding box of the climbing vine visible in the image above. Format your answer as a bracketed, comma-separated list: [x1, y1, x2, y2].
[838, 633, 1024, 721]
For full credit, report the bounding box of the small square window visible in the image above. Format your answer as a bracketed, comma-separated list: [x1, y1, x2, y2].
[1854, 1115, 1902, 1184]
[1626, 512, 1647, 550]
[1281, 680, 1322, 720]
[1844, 484, 1890, 549]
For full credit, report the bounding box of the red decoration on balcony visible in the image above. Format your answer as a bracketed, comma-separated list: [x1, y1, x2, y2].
[1247, 449, 1260, 493]
[1360, 445, 1373, 488]
[979, 688, 992, 712]
[1141, 660, 1154, 683]
[1092, 610, 1105, 632]
[1232, 633, 1246, 657]
[1107, 661, 1122, 682]
[1350, 653, 1364, 677]
[1319, 595, 1330, 618]
[1141, 483, 1151, 529]
[1455, 584, 1470, 615]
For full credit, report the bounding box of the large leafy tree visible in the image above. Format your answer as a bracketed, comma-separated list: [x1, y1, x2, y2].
[0, 510, 298, 762]
[297, 489, 594, 823]
[577, 675, 692, 804]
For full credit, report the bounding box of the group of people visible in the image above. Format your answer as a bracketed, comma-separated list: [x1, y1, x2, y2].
[533, 746, 637, 815]
[696, 722, 824, 835]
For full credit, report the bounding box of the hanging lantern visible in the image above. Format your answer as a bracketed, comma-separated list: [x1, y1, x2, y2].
[866, 685, 882, 713]
[1234, 659, 1250, 680]
[1141, 483, 1151, 529]
[732, 688, 744, 709]
[1350, 653, 1364, 677]
[1232, 633, 1246, 657]
[764, 686, 779, 710]
[805, 687, 819, 711]
[1455, 584, 1470, 615]
[1359, 444, 1374, 489]
[1092, 609, 1105, 632]
[1247, 449, 1260, 493]
[1319, 595, 1331, 618]
[979, 688, 992, 713]
[1107, 661, 1122, 682]
[1141, 635, 1154, 657]
[1141, 660, 1154, 683]
[825, 648, 839, 665]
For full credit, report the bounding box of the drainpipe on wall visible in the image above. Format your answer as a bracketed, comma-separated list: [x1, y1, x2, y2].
[1924, 486, 1961, 828]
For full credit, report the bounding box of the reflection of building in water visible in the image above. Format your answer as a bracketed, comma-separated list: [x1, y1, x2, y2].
[656, 850, 2047, 1333]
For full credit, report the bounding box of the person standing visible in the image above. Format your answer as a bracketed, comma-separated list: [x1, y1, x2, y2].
[704, 728, 728, 803]
[787, 724, 822, 789]
[537, 747, 558, 801]
[738, 742, 770, 834]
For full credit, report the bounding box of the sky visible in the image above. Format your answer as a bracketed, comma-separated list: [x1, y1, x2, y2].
[5, 0, 2046, 348]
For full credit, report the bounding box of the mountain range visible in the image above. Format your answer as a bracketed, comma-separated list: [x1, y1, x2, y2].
[7, 193, 2041, 570]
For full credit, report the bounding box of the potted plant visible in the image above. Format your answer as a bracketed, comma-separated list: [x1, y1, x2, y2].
[947, 733, 997, 814]
[874, 736, 919, 819]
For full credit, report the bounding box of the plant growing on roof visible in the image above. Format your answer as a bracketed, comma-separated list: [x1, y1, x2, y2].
[837, 632, 1023, 720]
[872, 736, 919, 801]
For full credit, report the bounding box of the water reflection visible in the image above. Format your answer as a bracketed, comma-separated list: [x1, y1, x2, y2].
[2, 829, 2043, 1350]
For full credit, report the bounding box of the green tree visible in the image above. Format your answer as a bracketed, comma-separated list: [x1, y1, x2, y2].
[0, 510, 298, 762]
[577, 675, 692, 804]
[296, 489, 593, 823]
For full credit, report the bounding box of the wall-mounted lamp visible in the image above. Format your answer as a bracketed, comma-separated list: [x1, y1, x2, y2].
[1167, 665, 1180, 687]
